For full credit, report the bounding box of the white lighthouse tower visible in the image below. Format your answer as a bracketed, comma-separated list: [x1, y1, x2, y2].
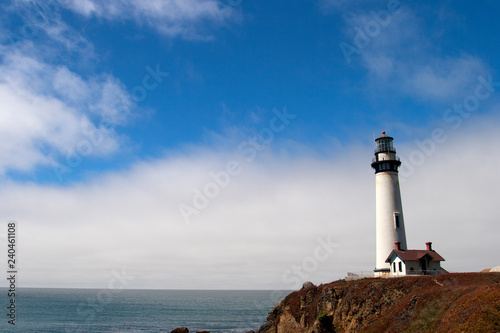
[371, 132, 407, 275]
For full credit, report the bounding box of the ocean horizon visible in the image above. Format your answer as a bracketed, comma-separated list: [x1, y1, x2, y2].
[0, 288, 291, 332]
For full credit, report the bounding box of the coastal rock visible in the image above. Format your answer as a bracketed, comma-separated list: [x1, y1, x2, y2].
[301, 281, 316, 289]
[196, 331, 210, 333]
[257, 272, 500, 333]
[171, 328, 189, 333]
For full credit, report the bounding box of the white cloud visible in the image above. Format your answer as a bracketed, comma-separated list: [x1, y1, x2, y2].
[59, 0, 240, 39]
[339, 5, 491, 102]
[0, 47, 133, 174]
[406, 57, 487, 100]
[0, 114, 498, 289]
[318, 0, 373, 14]
[1, 0, 94, 58]
[0, 1, 136, 176]
[399, 116, 500, 272]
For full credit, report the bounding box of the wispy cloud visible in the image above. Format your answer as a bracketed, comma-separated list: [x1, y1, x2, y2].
[0, 0, 137, 176]
[1, 0, 94, 59]
[0, 47, 133, 174]
[338, 4, 491, 102]
[59, 0, 241, 39]
[318, 0, 372, 14]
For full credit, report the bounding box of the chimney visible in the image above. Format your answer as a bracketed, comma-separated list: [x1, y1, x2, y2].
[395, 241, 401, 250]
[426, 242, 433, 251]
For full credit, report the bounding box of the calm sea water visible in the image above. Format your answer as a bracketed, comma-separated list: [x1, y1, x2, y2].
[0, 288, 290, 332]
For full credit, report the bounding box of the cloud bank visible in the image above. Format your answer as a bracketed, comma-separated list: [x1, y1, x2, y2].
[1, 113, 499, 289]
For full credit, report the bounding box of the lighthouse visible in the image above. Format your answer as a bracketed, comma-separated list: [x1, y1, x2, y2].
[371, 132, 407, 275]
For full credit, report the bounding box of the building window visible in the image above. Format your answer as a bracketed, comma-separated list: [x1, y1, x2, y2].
[393, 262, 396, 272]
[399, 262, 403, 272]
[395, 214, 400, 228]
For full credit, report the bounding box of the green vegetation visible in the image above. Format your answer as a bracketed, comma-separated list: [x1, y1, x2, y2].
[406, 297, 447, 333]
[316, 311, 328, 323]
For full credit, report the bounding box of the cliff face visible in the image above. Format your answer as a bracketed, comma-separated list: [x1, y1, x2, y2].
[258, 273, 500, 333]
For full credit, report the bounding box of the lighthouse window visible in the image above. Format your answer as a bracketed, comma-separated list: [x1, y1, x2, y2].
[376, 138, 395, 153]
[395, 215, 400, 228]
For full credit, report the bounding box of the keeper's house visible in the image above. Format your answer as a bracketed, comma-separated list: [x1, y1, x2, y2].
[386, 241, 445, 276]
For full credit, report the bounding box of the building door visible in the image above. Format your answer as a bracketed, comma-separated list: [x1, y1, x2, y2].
[419, 258, 427, 274]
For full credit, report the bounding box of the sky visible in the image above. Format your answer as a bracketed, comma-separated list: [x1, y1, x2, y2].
[0, 0, 499, 290]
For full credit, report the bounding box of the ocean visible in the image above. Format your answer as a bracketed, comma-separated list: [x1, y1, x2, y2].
[0, 288, 290, 332]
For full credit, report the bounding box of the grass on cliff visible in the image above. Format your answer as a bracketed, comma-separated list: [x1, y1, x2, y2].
[435, 284, 500, 332]
[405, 294, 452, 332]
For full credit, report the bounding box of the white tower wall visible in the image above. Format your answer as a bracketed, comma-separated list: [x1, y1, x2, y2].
[375, 171, 407, 270]
[371, 132, 407, 274]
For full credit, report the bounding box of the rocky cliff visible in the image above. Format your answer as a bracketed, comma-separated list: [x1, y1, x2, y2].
[257, 273, 500, 333]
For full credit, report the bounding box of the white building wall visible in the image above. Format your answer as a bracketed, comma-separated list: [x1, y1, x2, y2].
[389, 258, 441, 276]
[389, 256, 406, 276]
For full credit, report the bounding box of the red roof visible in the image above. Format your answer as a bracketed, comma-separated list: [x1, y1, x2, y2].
[385, 249, 445, 263]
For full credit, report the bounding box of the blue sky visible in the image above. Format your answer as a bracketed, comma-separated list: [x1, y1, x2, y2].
[2, 0, 500, 182]
[0, 0, 499, 290]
